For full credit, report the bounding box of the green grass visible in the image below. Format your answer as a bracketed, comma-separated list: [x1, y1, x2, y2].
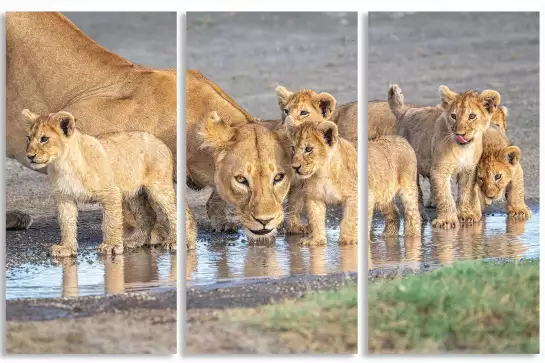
[227, 283, 358, 353]
[368, 260, 539, 354]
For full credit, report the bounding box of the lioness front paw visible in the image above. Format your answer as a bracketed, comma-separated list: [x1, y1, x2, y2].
[210, 219, 239, 233]
[383, 220, 400, 236]
[339, 236, 357, 245]
[98, 242, 124, 255]
[432, 215, 458, 229]
[508, 206, 532, 221]
[299, 236, 327, 246]
[51, 243, 77, 257]
[161, 240, 177, 251]
[458, 212, 482, 225]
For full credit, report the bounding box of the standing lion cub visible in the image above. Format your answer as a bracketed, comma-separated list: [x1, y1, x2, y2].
[287, 117, 357, 245]
[23, 109, 177, 257]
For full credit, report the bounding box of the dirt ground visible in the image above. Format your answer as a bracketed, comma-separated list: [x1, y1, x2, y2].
[368, 12, 539, 201]
[186, 12, 358, 225]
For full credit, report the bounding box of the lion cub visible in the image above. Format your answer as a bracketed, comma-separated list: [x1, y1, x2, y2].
[389, 84, 501, 228]
[477, 121, 531, 220]
[368, 135, 422, 237]
[276, 85, 357, 147]
[23, 109, 177, 257]
[287, 118, 357, 245]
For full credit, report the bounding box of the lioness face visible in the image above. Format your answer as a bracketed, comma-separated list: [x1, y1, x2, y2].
[289, 121, 339, 179]
[439, 86, 501, 146]
[275, 86, 336, 127]
[477, 146, 520, 202]
[22, 110, 76, 169]
[201, 112, 291, 242]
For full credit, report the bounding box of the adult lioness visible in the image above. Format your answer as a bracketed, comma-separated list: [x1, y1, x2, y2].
[6, 12, 176, 230]
[389, 84, 500, 228]
[192, 111, 291, 242]
[275, 86, 357, 147]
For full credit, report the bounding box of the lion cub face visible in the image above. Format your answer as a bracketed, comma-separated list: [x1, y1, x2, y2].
[276, 86, 336, 127]
[439, 86, 501, 145]
[22, 109, 76, 169]
[477, 145, 521, 202]
[288, 120, 339, 179]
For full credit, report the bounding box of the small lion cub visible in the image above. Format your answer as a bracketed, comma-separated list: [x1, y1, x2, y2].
[23, 109, 177, 257]
[368, 135, 422, 237]
[287, 118, 357, 245]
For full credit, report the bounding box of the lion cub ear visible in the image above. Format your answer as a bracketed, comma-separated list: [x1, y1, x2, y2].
[480, 89, 501, 114]
[21, 109, 39, 125]
[502, 146, 521, 166]
[276, 85, 293, 108]
[200, 111, 235, 150]
[316, 121, 339, 147]
[54, 111, 76, 137]
[439, 85, 458, 109]
[314, 92, 337, 119]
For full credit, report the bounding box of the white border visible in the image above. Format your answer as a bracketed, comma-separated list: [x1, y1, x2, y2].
[0, 1, 543, 362]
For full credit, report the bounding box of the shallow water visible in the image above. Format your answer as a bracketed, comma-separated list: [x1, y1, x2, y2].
[187, 226, 358, 287]
[6, 248, 176, 300]
[369, 204, 539, 271]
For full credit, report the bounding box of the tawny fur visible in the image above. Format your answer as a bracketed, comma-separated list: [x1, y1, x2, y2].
[23, 110, 177, 257]
[368, 135, 422, 237]
[477, 122, 531, 220]
[288, 121, 358, 245]
[196, 111, 293, 243]
[388, 84, 501, 229]
[275, 85, 357, 147]
[6, 13, 176, 231]
[186, 203, 197, 249]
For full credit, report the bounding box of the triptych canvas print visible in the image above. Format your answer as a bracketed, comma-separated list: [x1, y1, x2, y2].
[3, 9, 539, 356]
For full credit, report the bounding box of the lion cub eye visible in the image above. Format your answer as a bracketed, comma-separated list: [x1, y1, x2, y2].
[40, 136, 49, 143]
[283, 108, 289, 115]
[26, 136, 31, 142]
[290, 145, 295, 155]
[235, 175, 248, 185]
[495, 174, 502, 181]
[450, 113, 457, 120]
[273, 173, 285, 184]
[305, 146, 313, 154]
[469, 113, 476, 120]
[300, 110, 309, 117]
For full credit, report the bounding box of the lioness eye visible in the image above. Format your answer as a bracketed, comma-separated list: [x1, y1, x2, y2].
[300, 110, 309, 116]
[469, 113, 476, 120]
[283, 108, 289, 115]
[495, 174, 502, 181]
[235, 175, 248, 185]
[450, 113, 457, 120]
[305, 146, 313, 153]
[40, 136, 49, 143]
[273, 173, 285, 184]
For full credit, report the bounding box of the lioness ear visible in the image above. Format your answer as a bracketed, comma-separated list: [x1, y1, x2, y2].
[480, 89, 501, 114]
[276, 85, 293, 108]
[55, 111, 75, 136]
[503, 146, 521, 166]
[314, 92, 337, 119]
[200, 111, 235, 150]
[21, 109, 39, 125]
[439, 85, 457, 108]
[316, 121, 339, 147]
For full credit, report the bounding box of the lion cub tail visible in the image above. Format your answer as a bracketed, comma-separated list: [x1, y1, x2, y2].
[387, 84, 405, 119]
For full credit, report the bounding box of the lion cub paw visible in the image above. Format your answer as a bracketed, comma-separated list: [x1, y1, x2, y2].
[284, 221, 308, 235]
[210, 219, 239, 233]
[299, 236, 327, 246]
[161, 240, 177, 251]
[432, 215, 458, 229]
[98, 242, 124, 255]
[458, 212, 482, 225]
[508, 206, 532, 221]
[51, 243, 77, 257]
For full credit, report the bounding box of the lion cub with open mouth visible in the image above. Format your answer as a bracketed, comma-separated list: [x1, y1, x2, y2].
[287, 117, 357, 245]
[23, 109, 177, 257]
